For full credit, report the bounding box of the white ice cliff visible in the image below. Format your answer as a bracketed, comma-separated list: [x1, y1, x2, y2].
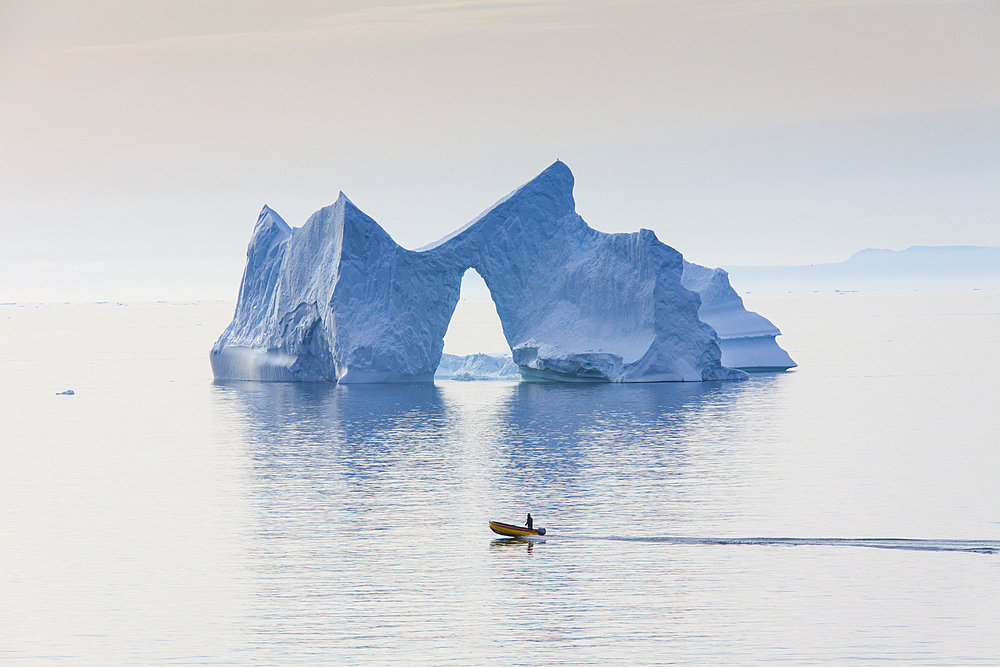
[211, 161, 759, 383]
[681, 261, 796, 372]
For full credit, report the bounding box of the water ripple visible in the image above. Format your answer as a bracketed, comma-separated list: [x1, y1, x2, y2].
[563, 535, 1000, 553]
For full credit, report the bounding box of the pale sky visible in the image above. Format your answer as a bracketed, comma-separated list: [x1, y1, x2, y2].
[1, 0, 998, 300]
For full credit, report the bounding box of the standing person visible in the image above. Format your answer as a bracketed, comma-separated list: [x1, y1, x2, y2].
[526, 513, 533, 530]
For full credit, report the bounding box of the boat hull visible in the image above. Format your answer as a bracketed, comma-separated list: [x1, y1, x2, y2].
[489, 520, 546, 537]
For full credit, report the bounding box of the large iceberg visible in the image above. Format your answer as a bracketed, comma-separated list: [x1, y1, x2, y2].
[211, 161, 756, 383]
[681, 261, 796, 372]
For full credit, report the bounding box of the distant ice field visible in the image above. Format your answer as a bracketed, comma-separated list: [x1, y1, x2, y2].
[1, 290, 998, 665]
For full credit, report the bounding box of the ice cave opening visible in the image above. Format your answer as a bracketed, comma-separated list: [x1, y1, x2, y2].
[436, 269, 518, 380]
[442, 269, 507, 357]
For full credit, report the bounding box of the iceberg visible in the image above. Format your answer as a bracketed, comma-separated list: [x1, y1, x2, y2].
[681, 261, 796, 372]
[211, 161, 750, 383]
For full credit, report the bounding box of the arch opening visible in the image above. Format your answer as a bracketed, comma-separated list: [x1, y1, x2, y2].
[442, 268, 508, 356]
[436, 268, 517, 380]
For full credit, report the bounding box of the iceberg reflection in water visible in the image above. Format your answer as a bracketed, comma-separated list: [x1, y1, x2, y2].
[4, 293, 999, 665]
[211, 354, 999, 665]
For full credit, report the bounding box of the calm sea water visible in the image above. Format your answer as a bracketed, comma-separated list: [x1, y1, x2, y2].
[1, 291, 998, 665]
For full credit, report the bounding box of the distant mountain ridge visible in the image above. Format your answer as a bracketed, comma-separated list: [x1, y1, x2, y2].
[724, 246, 1000, 293]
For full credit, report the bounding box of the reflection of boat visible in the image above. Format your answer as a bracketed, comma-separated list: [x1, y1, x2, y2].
[490, 537, 542, 551]
[490, 537, 530, 546]
[489, 520, 547, 537]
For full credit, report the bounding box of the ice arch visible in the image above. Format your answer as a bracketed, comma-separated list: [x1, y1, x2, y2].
[210, 162, 751, 383]
[441, 269, 507, 356]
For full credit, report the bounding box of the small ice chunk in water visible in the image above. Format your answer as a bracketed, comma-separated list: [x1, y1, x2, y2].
[56, 389, 75, 395]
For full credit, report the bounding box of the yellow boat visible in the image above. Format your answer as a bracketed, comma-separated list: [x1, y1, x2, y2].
[489, 520, 546, 537]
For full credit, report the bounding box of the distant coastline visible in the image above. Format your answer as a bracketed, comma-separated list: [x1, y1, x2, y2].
[724, 246, 1000, 293]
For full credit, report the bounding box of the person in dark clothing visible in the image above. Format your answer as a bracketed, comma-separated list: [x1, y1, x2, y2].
[526, 513, 533, 530]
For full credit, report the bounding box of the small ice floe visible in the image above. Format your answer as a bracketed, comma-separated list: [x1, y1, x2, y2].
[56, 389, 75, 395]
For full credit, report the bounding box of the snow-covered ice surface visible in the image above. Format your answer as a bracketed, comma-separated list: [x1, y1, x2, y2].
[211, 162, 748, 383]
[681, 261, 796, 371]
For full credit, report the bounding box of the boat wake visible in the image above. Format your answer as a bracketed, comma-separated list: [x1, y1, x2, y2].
[555, 535, 999, 553]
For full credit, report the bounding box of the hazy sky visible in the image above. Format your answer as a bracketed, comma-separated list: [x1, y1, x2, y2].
[2, 0, 998, 300]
